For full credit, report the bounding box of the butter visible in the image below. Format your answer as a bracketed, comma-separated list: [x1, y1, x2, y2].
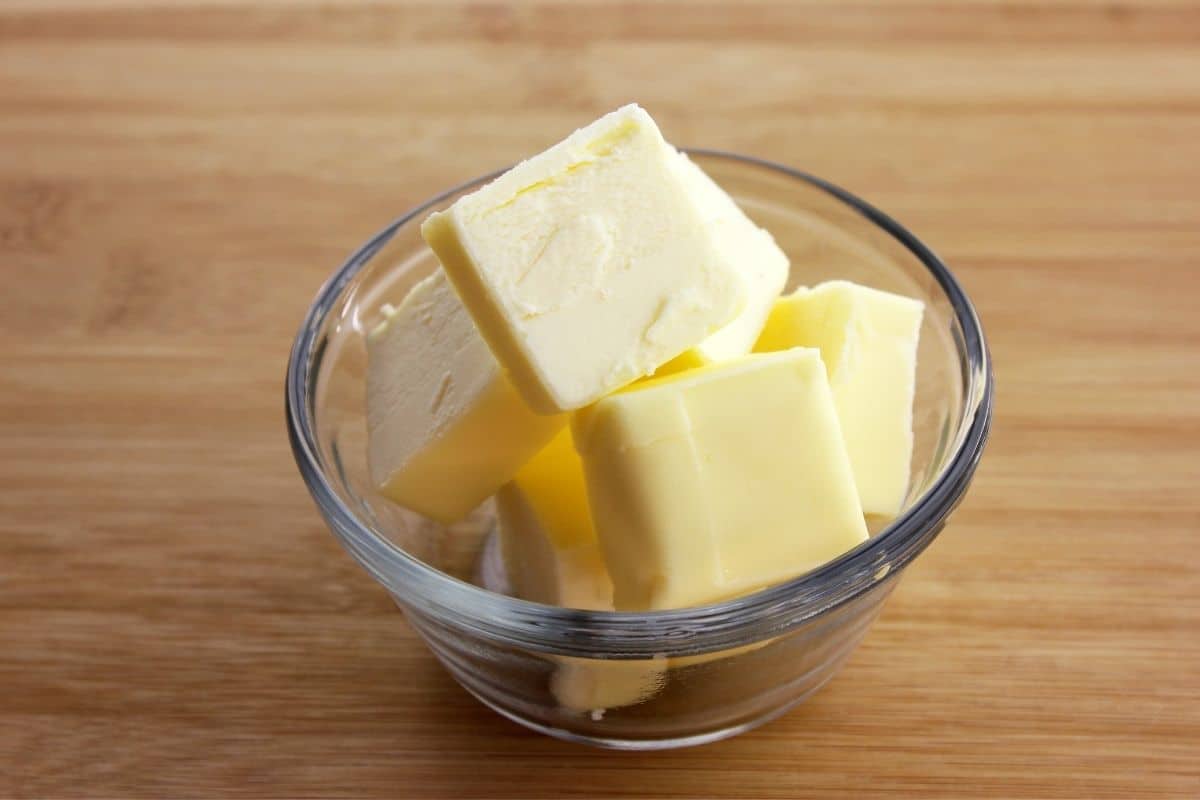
[573, 349, 868, 611]
[496, 430, 611, 610]
[495, 430, 665, 712]
[366, 271, 564, 523]
[551, 657, 666, 716]
[756, 280, 924, 516]
[422, 104, 747, 414]
[655, 153, 788, 374]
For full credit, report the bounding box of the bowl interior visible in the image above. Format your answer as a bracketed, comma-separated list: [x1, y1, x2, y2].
[303, 152, 974, 600]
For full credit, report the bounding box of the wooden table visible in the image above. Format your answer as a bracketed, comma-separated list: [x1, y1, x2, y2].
[3, 2, 1198, 797]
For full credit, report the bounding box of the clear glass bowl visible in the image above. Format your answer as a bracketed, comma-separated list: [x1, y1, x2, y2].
[286, 151, 994, 750]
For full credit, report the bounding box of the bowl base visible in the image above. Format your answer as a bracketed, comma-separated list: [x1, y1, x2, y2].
[458, 673, 835, 751]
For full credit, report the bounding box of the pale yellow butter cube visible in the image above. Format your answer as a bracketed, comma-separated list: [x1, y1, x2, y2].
[756, 280, 924, 516]
[495, 430, 665, 712]
[656, 153, 789, 374]
[422, 104, 746, 414]
[573, 349, 869, 611]
[366, 271, 564, 523]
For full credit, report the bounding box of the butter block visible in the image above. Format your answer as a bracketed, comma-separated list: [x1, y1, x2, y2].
[551, 657, 666, 716]
[573, 349, 869, 611]
[366, 271, 565, 523]
[756, 280, 924, 516]
[422, 104, 747, 414]
[495, 430, 665, 712]
[496, 430, 611, 610]
[655, 153, 789, 375]
[497, 489, 612, 611]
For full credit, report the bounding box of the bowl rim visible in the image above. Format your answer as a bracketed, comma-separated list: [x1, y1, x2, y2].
[286, 149, 994, 658]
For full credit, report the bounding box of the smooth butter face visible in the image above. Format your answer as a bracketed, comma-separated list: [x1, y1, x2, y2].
[656, 153, 789, 374]
[573, 349, 869, 611]
[365, 271, 564, 524]
[756, 280, 924, 516]
[422, 104, 746, 413]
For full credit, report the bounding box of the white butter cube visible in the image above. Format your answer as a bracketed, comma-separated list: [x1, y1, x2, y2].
[422, 104, 747, 413]
[573, 349, 869, 611]
[366, 271, 565, 523]
[756, 280, 924, 516]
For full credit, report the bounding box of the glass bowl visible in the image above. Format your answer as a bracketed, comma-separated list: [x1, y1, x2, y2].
[286, 150, 993, 750]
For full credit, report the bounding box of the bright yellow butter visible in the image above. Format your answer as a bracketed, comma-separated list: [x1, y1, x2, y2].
[573, 349, 869, 611]
[756, 280, 924, 516]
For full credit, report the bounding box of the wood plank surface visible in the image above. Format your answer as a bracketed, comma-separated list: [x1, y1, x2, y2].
[2, 1, 1198, 797]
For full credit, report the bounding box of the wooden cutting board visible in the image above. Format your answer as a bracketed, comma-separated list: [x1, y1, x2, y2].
[2, 1, 1197, 797]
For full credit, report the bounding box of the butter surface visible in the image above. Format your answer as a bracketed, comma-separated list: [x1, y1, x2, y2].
[656, 153, 788, 374]
[551, 657, 666, 716]
[756, 280, 924, 516]
[366, 271, 564, 523]
[496, 430, 611, 610]
[495, 430, 665, 712]
[573, 349, 869, 611]
[422, 104, 746, 413]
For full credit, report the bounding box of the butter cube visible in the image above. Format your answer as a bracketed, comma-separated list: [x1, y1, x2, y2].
[366, 271, 565, 523]
[495, 430, 665, 712]
[573, 349, 869, 611]
[422, 104, 747, 414]
[655, 153, 789, 375]
[496, 430, 611, 610]
[551, 658, 666, 716]
[756, 281, 924, 516]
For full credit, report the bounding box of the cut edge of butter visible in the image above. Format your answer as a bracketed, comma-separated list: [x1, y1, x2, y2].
[655, 152, 789, 375]
[756, 280, 924, 516]
[366, 271, 566, 524]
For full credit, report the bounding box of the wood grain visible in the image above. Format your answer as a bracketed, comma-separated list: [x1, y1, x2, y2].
[2, 1, 1198, 797]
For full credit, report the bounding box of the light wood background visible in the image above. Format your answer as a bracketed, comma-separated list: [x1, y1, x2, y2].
[2, 1, 1198, 797]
